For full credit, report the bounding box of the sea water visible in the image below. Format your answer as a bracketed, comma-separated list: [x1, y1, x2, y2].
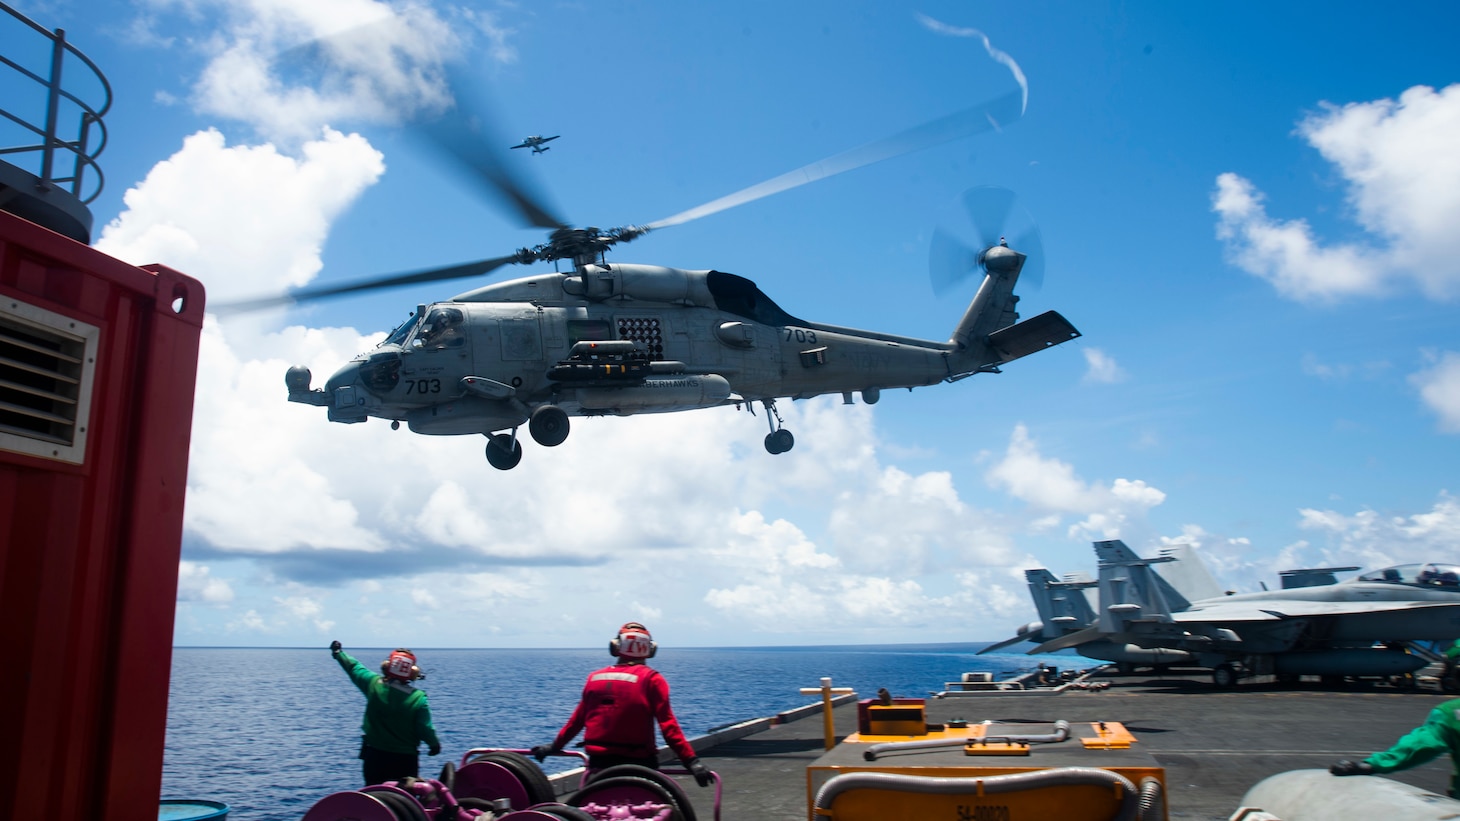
[163, 644, 1087, 819]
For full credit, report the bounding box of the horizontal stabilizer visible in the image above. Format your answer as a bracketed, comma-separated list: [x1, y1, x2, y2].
[987, 311, 1081, 364]
[1031, 626, 1103, 655]
[977, 634, 1030, 655]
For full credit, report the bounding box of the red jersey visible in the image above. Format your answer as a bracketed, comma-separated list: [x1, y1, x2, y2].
[551, 662, 696, 764]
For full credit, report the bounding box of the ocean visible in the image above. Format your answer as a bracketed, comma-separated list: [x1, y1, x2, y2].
[163, 644, 1090, 820]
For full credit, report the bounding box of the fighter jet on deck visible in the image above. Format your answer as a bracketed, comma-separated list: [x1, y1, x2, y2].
[1029, 540, 1460, 687]
[510, 135, 559, 154]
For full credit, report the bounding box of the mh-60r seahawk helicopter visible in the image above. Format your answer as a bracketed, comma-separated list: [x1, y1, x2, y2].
[227, 89, 1081, 470]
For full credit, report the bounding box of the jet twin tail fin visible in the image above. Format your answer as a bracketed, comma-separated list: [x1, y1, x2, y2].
[1093, 540, 1192, 633]
[1026, 567, 1098, 635]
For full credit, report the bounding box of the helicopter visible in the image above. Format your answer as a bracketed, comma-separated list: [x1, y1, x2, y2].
[228, 87, 1081, 470]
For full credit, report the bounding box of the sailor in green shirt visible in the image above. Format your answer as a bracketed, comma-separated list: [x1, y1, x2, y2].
[1331, 697, 1460, 798]
[1443, 639, 1460, 693]
[331, 641, 442, 785]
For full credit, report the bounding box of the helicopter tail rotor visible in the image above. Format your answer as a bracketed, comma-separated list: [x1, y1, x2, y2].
[930, 185, 1043, 296]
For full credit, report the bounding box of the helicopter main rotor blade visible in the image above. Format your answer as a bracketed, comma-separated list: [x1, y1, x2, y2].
[215, 254, 522, 314]
[421, 107, 568, 231]
[644, 89, 1023, 231]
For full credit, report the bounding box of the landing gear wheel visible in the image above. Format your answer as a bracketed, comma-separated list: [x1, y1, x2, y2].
[1115, 662, 1135, 676]
[529, 405, 570, 447]
[764, 428, 794, 454]
[486, 434, 523, 470]
[1212, 663, 1239, 688]
[1443, 674, 1460, 694]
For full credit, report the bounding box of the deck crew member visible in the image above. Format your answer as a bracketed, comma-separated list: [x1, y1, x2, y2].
[330, 641, 442, 785]
[532, 622, 713, 787]
[1330, 696, 1460, 797]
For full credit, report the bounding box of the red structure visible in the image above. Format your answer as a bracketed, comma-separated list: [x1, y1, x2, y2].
[0, 209, 205, 817]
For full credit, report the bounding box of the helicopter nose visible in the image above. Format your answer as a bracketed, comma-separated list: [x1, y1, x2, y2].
[324, 360, 361, 393]
[323, 361, 370, 424]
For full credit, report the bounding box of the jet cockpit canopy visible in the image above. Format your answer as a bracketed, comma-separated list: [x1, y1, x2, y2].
[1357, 563, 1460, 588]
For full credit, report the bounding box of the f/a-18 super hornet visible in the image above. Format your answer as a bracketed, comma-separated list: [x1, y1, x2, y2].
[979, 546, 1212, 673]
[1027, 540, 1460, 687]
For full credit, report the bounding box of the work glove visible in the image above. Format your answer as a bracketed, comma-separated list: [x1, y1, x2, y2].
[428, 743, 441, 757]
[1329, 760, 1373, 776]
[531, 745, 555, 762]
[687, 758, 713, 788]
[329, 640, 342, 657]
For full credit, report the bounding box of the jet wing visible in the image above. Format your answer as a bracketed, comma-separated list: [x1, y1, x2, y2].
[977, 634, 1031, 655]
[1029, 626, 1104, 655]
[1173, 599, 1460, 622]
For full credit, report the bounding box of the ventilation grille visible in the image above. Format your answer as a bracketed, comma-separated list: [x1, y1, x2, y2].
[0, 298, 98, 464]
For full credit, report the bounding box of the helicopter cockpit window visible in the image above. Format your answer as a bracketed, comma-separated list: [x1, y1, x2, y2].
[706, 271, 806, 327]
[416, 307, 466, 350]
[383, 317, 416, 347]
[1358, 563, 1460, 588]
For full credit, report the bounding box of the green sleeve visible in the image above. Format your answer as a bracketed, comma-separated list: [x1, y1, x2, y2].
[1366, 709, 1451, 773]
[414, 691, 441, 750]
[335, 650, 377, 695]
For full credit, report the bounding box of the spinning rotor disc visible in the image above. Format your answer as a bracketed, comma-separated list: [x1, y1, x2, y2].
[929, 185, 1043, 296]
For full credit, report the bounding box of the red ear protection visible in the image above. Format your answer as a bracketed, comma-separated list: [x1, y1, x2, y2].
[609, 623, 657, 659]
[381, 649, 423, 681]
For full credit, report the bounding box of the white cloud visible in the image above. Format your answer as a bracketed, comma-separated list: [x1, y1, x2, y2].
[93, 128, 384, 300]
[1295, 494, 1460, 570]
[163, 0, 498, 144]
[1213, 83, 1460, 302]
[1081, 348, 1126, 384]
[177, 561, 234, 603]
[1410, 350, 1460, 432]
[983, 425, 1165, 541]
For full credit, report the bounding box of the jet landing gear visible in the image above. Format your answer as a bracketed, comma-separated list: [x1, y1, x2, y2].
[762, 399, 794, 455]
[485, 431, 523, 470]
[1211, 662, 1243, 688]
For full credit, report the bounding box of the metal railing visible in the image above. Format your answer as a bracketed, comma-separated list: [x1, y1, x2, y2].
[0, 1, 110, 205]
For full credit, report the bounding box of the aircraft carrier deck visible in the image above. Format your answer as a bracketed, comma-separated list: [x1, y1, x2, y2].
[668, 669, 1453, 821]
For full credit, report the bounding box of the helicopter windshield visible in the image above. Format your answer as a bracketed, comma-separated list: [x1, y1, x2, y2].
[706, 271, 806, 326]
[411, 306, 466, 350]
[1357, 563, 1460, 588]
[383, 316, 416, 347]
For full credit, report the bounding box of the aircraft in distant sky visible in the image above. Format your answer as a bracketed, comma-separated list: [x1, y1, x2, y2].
[510, 135, 559, 154]
[1027, 540, 1460, 687]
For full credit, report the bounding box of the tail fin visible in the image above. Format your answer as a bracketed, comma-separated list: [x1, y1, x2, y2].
[1026, 568, 1098, 638]
[1092, 540, 1190, 633]
[946, 244, 1079, 377]
[1154, 544, 1224, 601]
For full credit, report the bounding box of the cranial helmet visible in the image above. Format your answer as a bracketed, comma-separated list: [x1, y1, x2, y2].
[381, 648, 424, 681]
[609, 622, 657, 660]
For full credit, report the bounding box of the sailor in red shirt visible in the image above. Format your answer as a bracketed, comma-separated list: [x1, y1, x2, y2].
[533, 622, 713, 787]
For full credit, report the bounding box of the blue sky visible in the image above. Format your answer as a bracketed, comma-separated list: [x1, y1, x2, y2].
[15, 0, 1460, 649]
